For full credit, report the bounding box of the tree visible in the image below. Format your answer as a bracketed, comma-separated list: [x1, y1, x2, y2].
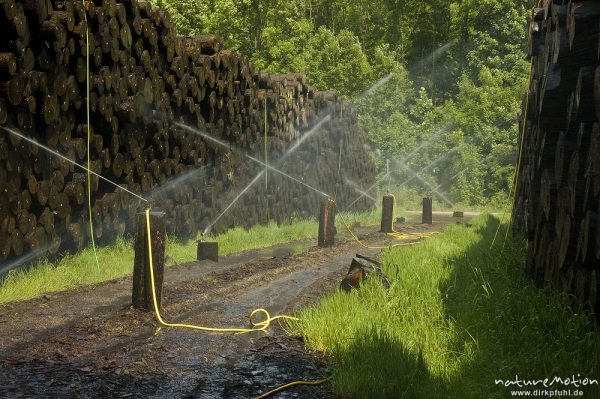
[149, 0, 531, 206]
[303, 28, 373, 97]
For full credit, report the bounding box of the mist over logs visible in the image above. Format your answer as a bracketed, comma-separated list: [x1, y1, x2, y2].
[0, 0, 375, 264]
[514, 0, 600, 316]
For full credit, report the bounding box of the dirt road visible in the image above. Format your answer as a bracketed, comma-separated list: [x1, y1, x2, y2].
[0, 213, 471, 398]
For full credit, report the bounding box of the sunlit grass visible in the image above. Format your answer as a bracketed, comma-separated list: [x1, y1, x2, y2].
[166, 219, 320, 264]
[0, 220, 314, 304]
[0, 208, 383, 305]
[0, 236, 135, 305]
[294, 215, 600, 398]
[337, 206, 381, 228]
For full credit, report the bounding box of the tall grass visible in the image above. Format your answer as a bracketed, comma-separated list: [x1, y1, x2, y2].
[295, 215, 600, 398]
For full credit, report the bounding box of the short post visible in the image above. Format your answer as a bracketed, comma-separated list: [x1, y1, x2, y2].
[422, 197, 433, 225]
[197, 241, 219, 262]
[132, 211, 166, 311]
[318, 198, 336, 247]
[380, 194, 395, 233]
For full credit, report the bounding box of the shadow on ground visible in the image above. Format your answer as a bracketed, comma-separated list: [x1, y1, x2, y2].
[328, 216, 599, 399]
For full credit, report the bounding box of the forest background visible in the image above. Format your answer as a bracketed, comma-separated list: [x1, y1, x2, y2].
[151, 0, 532, 207]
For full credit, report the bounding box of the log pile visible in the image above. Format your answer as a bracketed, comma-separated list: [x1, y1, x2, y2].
[0, 0, 376, 264]
[514, 0, 600, 316]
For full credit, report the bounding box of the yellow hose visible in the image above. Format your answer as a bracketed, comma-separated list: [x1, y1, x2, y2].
[144, 208, 427, 397]
[491, 56, 535, 249]
[337, 193, 436, 250]
[82, 1, 100, 272]
[337, 212, 390, 250]
[504, 61, 534, 245]
[145, 210, 330, 397]
[255, 377, 332, 399]
[145, 209, 298, 333]
[336, 212, 434, 250]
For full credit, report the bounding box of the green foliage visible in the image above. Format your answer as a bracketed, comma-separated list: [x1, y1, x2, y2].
[303, 28, 373, 97]
[294, 216, 600, 398]
[150, 0, 531, 205]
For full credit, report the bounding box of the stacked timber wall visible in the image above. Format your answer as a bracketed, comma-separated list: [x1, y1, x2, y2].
[0, 0, 376, 264]
[514, 0, 600, 315]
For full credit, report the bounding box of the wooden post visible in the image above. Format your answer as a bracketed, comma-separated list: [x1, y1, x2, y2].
[197, 241, 218, 262]
[132, 211, 165, 311]
[422, 197, 433, 225]
[318, 198, 336, 247]
[381, 194, 395, 233]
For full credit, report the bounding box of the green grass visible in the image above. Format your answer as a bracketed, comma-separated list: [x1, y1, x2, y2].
[167, 219, 319, 264]
[0, 219, 317, 305]
[0, 237, 135, 306]
[294, 215, 600, 398]
[0, 209, 383, 305]
[374, 186, 508, 214]
[337, 207, 381, 228]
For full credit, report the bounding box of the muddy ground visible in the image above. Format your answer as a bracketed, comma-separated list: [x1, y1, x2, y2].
[0, 213, 472, 398]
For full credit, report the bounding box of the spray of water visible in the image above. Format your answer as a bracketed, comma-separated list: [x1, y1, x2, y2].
[176, 123, 236, 153]
[1, 127, 148, 203]
[0, 243, 52, 277]
[396, 160, 455, 208]
[414, 39, 459, 70]
[394, 144, 465, 185]
[344, 171, 390, 211]
[434, 154, 494, 191]
[175, 121, 330, 198]
[203, 172, 264, 235]
[346, 145, 459, 210]
[279, 114, 331, 161]
[400, 123, 454, 165]
[149, 166, 207, 199]
[344, 123, 455, 209]
[358, 73, 393, 100]
[201, 113, 333, 234]
[246, 155, 329, 197]
[390, 144, 464, 207]
[353, 40, 458, 106]
[434, 166, 469, 192]
[344, 178, 377, 202]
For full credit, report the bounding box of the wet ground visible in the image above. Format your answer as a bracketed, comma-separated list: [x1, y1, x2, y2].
[0, 213, 474, 398]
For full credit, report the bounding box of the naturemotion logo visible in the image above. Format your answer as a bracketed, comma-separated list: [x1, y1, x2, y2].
[494, 375, 598, 389]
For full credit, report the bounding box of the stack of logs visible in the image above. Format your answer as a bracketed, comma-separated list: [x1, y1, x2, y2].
[0, 0, 376, 264]
[514, 0, 600, 316]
